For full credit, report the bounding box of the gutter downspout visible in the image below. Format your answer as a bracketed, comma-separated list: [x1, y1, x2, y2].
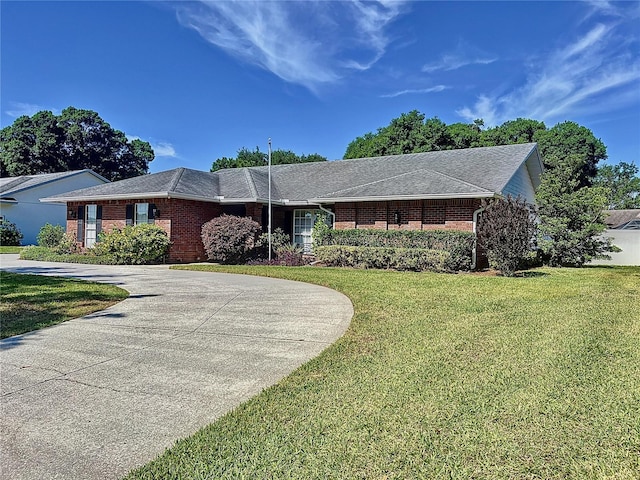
[317, 204, 335, 227]
[471, 206, 484, 270]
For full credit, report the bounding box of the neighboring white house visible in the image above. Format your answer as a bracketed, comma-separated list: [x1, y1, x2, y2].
[590, 210, 640, 266]
[0, 170, 109, 245]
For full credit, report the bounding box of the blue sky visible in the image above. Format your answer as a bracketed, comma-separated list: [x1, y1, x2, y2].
[2, 1, 639, 173]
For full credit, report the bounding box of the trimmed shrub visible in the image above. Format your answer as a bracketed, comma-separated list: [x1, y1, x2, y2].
[249, 243, 307, 267]
[254, 228, 306, 266]
[53, 233, 81, 255]
[37, 223, 66, 248]
[477, 195, 537, 276]
[274, 243, 305, 266]
[20, 246, 113, 264]
[314, 228, 474, 271]
[93, 224, 170, 264]
[315, 245, 451, 272]
[201, 214, 261, 263]
[255, 228, 290, 259]
[0, 219, 23, 246]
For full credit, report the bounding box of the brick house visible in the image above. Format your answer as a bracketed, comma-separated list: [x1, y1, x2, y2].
[43, 143, 543, 264]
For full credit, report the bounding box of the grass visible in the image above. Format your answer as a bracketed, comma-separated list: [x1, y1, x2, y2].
[0, 245, 23, 254]
[19, 245, 116, 264]
[0, 271, 128, 338]
[123, 265, 637, 478]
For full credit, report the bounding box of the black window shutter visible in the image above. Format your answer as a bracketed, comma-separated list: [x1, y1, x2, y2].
[96, 205, 103, 235]
[148, 203, 155, 224]
[76, 206, 84, 242]
[125, 204, 133, 226]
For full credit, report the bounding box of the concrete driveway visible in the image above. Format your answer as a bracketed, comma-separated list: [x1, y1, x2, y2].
[0, 255, 353, 479]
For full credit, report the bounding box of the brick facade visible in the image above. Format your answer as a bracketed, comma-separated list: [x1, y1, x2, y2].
[334, 198, 481, 232]
[67, 198, 222, 263]
[67, 197, 482, 263]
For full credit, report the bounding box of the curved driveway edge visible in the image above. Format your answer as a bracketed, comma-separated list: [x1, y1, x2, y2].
[0, 255, 353, 480]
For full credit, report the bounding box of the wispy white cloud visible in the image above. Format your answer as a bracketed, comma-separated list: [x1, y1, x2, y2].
[422, 40, 497, 73]
[5, 102, 59, 118]
[380, 85, 449, 98]
[174, 1, 406, 93]
[583, 0, 640, 20]
[127, 135, 178, 158]
[152, 142, 177, 158]
[457, 22, 640, 126]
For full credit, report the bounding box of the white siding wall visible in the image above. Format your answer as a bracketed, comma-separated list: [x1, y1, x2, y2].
[589, 230, 640, 266]
[0, 172, 106, 245]
[501, 163, 536, 204]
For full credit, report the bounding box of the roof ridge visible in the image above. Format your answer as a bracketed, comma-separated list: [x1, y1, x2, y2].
[167, 168, 186, 193]
[243, 168, 259, 198]
[336, 142, 537, 163]
[321, 165, 491, 198]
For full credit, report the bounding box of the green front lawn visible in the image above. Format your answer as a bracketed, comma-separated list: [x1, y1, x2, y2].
[128, 265, 639, 479]
[0, 271, 128, 338]
[0, 246, 23, 254]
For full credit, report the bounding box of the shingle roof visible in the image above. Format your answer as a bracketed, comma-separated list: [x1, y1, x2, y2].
[0, 170, 108, 197]
[43, 143, 541, 204]
[605, 209, 640, 229]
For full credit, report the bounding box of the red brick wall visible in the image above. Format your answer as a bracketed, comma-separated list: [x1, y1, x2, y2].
[169, 199, 222, 262]
[66, 198, 222, 263]
[333, 198, 481, 232]
[335, 202, 357, 229]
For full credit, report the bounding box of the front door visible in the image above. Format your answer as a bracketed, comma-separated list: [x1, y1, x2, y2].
[293, 209, 319, 254]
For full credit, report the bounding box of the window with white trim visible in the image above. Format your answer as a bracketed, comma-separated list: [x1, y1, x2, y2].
[135, 203, 149, 225]
[85, 204, 98, 248]
[293, 209, 320, 254]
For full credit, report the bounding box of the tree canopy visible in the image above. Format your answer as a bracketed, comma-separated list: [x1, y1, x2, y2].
[0, 107, 154, 181]
[210, 147, 327, 172]
[343, 111, 607, 183]
[536, 156, 613, 266]
[593, 161, 640, 209]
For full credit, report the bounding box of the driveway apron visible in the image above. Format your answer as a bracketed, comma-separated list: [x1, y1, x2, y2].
[0, 255, 353, 480]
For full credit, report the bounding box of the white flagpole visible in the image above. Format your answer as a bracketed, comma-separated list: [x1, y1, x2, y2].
[268, 138, 272, 262]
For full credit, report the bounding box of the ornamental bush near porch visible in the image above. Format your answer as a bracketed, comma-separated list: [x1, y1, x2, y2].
[93, 224, 170, 264]
[201, 214, 261, 264]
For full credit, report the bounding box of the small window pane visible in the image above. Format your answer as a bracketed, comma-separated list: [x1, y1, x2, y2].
[85, 204, 97, 248]
[135, 203, 148, 225]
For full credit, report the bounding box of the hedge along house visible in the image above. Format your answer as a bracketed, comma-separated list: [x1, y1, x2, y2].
[42, 143, 544, 263]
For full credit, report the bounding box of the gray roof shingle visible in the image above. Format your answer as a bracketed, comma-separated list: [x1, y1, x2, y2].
[1, 170, 108, 197]
[43, 143, 541, 204]
[605, 209, 640, 229]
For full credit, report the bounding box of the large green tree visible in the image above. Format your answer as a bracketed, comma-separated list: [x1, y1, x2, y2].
[536, 156, 612, 267]
[211, 147, 327, 172]
[480, 118, 546, 146]
[446, 121, 483, 149]
[0, 107, 154, 181]
[345, 110, 458, 158]
[343, 113, 606, 186]
[593, 161, 640, 209]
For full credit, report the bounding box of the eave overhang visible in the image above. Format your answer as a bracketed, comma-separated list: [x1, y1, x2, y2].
[40, 191, 296, 207]
[308, 192, 497, 204]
